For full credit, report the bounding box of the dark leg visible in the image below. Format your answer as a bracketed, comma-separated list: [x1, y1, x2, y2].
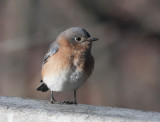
[63, 89, 77, 104]
[51, 91, 62, 104]
[73, 89, 77, 104]
[51, 91, 56, 103]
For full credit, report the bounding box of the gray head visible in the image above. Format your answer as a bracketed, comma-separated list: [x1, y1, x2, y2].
[57, 27, 98, 45]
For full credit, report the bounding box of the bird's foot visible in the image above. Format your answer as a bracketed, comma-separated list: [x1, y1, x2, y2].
[51, 100, 63, 104]
[63, 101, 77, 104]
[51, 99, 77, 104]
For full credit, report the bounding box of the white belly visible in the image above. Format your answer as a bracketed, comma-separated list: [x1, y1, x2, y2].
[43, 68, 88, 92]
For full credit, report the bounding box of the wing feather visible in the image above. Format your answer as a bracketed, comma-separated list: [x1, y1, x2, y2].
[42, 42, 59, 65]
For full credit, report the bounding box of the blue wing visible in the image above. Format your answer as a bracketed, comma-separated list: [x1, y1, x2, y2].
[42, 42, 59, 65]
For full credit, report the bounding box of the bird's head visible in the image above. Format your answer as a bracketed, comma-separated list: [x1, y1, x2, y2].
[56, 27, 98, 50]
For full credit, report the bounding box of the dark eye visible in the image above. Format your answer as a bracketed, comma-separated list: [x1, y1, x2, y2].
[75, 37, 81, 41]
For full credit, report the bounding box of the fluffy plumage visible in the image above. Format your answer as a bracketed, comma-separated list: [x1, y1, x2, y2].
[37, 27, 98, 104]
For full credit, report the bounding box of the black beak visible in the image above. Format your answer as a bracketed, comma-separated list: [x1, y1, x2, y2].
[88, 37, 99, 42]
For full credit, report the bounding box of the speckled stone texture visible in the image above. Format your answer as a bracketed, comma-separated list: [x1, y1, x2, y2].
[0, 96, 160, 122]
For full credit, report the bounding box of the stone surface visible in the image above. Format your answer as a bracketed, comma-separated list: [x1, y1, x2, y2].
[0, 96, 160, 122]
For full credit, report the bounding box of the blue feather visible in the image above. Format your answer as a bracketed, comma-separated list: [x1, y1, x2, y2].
[42, 42, 59, 65]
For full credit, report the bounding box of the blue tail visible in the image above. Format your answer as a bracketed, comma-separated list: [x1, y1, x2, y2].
[36, 80, 49, 92]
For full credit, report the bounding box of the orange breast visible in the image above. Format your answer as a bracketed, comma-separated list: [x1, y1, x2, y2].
[72, 50, 94, 77]
[41, 38, 94, 81]
[41, 46, 72, 79]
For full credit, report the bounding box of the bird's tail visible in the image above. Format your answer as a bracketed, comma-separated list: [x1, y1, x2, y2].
[36, 80, 49, 92]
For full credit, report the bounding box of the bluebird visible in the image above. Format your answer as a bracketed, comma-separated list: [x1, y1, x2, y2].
[37, 27, 98, 104]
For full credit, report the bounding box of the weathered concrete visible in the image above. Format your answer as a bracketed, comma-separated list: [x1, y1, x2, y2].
[0, 96, 160, 122]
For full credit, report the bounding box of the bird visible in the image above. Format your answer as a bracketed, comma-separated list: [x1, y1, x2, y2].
[36, 27, 98, 104]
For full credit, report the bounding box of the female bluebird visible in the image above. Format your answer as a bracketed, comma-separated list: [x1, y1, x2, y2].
[37, 27, 98, 104]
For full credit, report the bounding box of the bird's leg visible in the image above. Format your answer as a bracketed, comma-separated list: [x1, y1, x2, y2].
[73, 89, 77, 104]
[51, 91, 56, 103]
[51, 91, 62, 104]
[63, 89, 77, 104]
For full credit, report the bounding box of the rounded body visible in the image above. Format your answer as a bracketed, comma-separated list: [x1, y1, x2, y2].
[41, 43, 94, 92]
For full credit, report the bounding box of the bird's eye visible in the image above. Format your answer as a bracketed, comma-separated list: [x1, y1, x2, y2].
[75, 37, 81, 41]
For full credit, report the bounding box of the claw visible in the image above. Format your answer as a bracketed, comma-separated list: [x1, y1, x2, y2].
[51, 101, 63, 104]
[63, 101, 77, 104]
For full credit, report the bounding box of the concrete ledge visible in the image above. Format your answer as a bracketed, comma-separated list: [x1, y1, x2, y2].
[0, 96, 160, 122]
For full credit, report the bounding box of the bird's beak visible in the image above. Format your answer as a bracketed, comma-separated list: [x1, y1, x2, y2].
[88, 37, 99, 42]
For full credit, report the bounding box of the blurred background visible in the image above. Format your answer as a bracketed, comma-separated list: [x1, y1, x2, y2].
[1, 0, 160, 112]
